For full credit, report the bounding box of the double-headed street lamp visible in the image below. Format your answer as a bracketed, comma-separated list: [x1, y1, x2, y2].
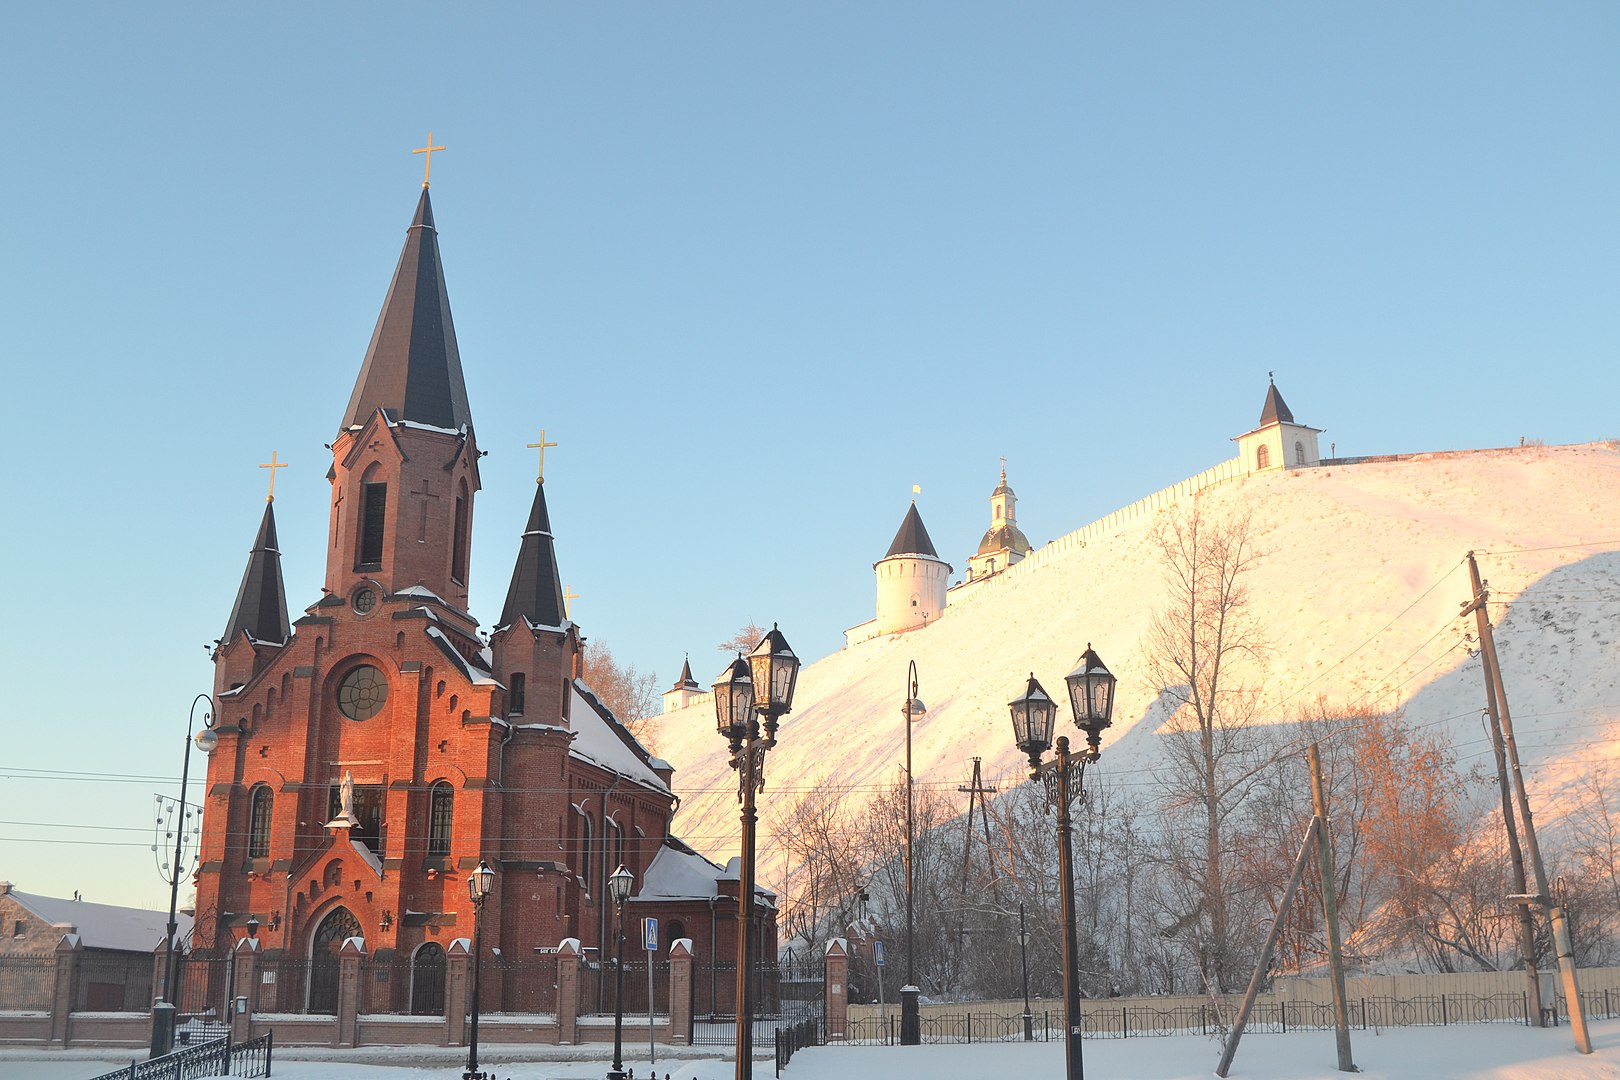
[607, 864, 635, 1080]
[1008, 645, 1116, 1080]
[464, 860, 496, 1080]
[900, 660, 925, 1046]
[713, 625, 800, 1080]
[151, 693, 218, 1058]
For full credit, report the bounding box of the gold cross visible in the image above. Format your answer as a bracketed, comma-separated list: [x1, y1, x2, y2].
[412, 132, 446, 189]
[259, 451, 289, 503]
[563, 585, 580, 620]
[526, 429, 559, 483]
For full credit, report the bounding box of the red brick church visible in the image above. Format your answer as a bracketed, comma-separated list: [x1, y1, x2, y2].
[193, 183, 772, 1015]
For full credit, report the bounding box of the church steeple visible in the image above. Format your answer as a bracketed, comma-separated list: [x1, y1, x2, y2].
[498, 482, 566, 630]
[341, 188, 473, 434]
[323, 190, 482, 611]
[222, 502, 291, 647]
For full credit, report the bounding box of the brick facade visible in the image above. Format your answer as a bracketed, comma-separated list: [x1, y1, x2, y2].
[189, 187, 770, 1016]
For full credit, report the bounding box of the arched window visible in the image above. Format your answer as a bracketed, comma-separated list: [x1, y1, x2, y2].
[451, 479, 469, 585]
[428, 782, 454, 858]
[579, 810, 593, 891]
[608, 818, 624, 874]
[357, 471, 387, 569]
[509, 672, 526, 715]
[1256, 444, 1271, 469]
[667, 920, 687, 954]
[1295, 441, 1306, 465]
[410, 942, 447, 1015]
[248, 786, 273, 859]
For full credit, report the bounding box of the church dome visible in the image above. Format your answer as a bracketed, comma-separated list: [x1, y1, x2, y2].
[976, 522, 1031, 557]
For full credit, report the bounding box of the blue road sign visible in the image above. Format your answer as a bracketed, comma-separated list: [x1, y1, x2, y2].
[643, 917, 659, 952]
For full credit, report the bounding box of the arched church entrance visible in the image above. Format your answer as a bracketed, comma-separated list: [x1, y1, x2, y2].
[308, 906, 362, 1014]
[410, 942, 447, 1015]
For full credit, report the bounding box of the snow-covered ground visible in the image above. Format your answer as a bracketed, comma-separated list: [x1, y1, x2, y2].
[8, 1019, 1620, 1080]
[654, 443, 1620, 878]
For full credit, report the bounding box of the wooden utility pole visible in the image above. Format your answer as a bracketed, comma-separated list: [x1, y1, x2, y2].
[1478, 673, 1544, 1024]
[1464, 551, 1591, 1053]
[1308, 745, 1355, 1073]
[957, 757, 1000, 893]
[1218, 745, 1356, 1077]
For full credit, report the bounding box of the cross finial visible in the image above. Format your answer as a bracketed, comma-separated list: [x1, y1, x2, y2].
[259, 451, 289, 503]
[1000, 455, 1007, 481]
[412, 132, 446, 189]
[526, 429, 559, 483]
[563, 585, 580, 620]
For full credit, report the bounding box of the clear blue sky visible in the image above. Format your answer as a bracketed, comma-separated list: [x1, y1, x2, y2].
[2, 3, 1616, 908]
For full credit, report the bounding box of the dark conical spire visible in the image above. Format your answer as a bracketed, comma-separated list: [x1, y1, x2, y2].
[222, 502, 291, 646]
[499, 482, 566, 630]
[1259, 377, 1294, 426]
[673, 656, 700, 691]
[885, 502, 940, 559]
[341, 188, 473, 433]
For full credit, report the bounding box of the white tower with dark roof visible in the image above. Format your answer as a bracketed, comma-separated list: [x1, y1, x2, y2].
[1234, 377, 1322, 472]
[874, 502, 952, 636]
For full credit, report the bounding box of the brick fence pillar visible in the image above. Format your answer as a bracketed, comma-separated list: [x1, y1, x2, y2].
[336, 936, 365, 1048]
[231, 937, 260, 1044]
[50, 933, 83, 1047]
[667, 938, 693, 1045]
[556, 937, 581, 1045]
[824, 938, 849, 1041]
[446, 938, 470, 1047]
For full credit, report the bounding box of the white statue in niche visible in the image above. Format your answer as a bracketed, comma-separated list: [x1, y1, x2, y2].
[326, 769, 360, 828]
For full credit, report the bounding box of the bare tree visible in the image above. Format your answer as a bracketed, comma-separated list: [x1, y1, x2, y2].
[718, 621, 770, 656]
[1142, 503, 1274, 993]
[579, 640, 661, 750]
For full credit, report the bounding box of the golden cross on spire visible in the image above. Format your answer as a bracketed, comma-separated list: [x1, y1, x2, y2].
[412, 132, 446, 189]
[563, 585, 580, 620]
[259, 451, 289, 503]
[526, 429, 559, 483]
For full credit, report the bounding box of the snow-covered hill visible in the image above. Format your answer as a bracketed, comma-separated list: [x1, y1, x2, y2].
[655, 443, 1620, 883]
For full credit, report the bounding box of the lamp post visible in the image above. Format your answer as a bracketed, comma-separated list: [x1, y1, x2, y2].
[713, 624, 799, 1080]
[607, 864, 635, 1080]
[1008, 645, 1116, 1080]
[900, 660, 925, 1045]
[1017, 902, 1033, 1042]
[464, 860, 495, 1080]
[150, 693, 217, 1059]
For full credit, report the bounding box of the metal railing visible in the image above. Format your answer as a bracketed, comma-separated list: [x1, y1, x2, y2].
[775, 1017, 819, 1075]
[832, 988, 1620, 1046]
[89, 1031, 272, 1080]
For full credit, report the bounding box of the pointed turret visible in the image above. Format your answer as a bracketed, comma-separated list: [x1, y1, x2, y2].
[499, 482, 566, 630]
[1235, 376, 1323, 472]
[341, 188, 473, 433]
[884, 503, 940, 559]
[662, 655, 704, 713]
[1258, 378, 1294, 426]
[222, 502, 291, 646]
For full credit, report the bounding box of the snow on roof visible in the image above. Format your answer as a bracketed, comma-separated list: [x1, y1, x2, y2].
[568, 683, 671, 795]
[634, 842, 726, 900]
[425, 625, 498, 685]
[390, 585, 444, 601]
[8, 888, 190, 953]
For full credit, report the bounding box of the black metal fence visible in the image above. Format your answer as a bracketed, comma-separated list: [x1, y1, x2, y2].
[835, 989, 1620, 1046]
[775, 1017, 819, 1076]
[88, 1031, 272, 1080]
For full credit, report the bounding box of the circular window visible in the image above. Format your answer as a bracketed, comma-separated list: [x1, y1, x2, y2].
[352, 587, 378, 615]
[337, 665, 388, 721]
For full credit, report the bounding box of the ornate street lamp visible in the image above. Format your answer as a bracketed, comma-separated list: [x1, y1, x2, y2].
[151, 693, 216, 1059]
[1007, 645, 1116, 1080]
[607, 864, 635, 1080]
[900, 660, 925, 1046]
[465, 860, 495, 1080]
[714, 624, 799, 1080]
